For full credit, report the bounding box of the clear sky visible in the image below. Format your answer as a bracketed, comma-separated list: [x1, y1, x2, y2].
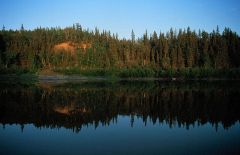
[1, 0, 240, 38]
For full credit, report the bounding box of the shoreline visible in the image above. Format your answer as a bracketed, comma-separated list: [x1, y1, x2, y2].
[1, 73, 240, 84]
[38, 75, 240, 82]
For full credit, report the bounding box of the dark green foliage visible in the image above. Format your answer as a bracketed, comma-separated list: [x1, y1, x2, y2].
[0, 66, 37, 75]
[0, 24, 240, 78]
[55, 67, 113, 76]
[53, 67, 240, 79]
[118, 67, 155, 78]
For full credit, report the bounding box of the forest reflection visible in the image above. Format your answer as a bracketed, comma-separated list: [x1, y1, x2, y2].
[0, 81, 240, 133]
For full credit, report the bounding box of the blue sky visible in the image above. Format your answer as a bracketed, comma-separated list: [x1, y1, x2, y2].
[1, 0, 240, 38]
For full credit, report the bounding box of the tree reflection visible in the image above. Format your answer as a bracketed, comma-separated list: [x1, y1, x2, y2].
[0, 81, 240, 133]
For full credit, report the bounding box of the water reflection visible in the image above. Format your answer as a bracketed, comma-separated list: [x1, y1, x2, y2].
[0, 81, 240, 133]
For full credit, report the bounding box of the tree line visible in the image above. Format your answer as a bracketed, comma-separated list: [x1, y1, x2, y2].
[0, 24, 239, 72]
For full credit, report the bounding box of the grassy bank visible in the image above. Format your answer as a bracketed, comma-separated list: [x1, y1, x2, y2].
[0, 66, 37, 84]
[0, 66, 37, 75]
[1, 66, 240, 80]
[54, 67, 240, 79]
[0, 73, 37, 85]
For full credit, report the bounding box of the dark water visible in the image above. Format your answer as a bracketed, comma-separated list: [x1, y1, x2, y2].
[0, 81, 240, 155]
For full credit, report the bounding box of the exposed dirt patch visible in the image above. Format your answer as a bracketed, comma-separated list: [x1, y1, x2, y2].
[53, 41, 75, 55]
[53, 41, 92, 55]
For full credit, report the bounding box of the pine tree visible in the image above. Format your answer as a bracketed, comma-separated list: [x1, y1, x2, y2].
[21, 24, 24, 32]
[2, 25, 5, 31]
[131, 29, 135, 44]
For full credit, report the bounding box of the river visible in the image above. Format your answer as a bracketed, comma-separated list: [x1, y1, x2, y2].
[0, 80, 240, 154]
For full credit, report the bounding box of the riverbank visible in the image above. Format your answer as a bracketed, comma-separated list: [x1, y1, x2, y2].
[53, 67, 240, 80]
[1, 73, 240, 86]
[1, 67, 240, 84]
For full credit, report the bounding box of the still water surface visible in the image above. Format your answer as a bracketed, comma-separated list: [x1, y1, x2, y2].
[0, 81, 240, 154]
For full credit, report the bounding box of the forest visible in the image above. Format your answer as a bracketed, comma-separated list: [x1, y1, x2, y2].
[0, 24, 240, 78]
